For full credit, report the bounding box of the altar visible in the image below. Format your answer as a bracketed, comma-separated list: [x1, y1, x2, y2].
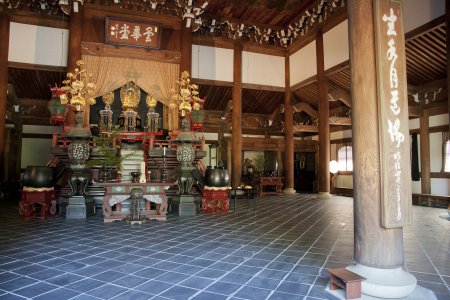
[97, 181, 175, 222]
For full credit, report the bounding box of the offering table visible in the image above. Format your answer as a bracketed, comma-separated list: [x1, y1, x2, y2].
[97, 182, 175, 222]
[257, 177, 283, 196]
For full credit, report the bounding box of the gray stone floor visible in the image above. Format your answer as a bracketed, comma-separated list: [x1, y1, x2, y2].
[0, 194, 448, 300]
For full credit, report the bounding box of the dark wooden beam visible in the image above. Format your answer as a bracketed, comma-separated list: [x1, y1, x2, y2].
[8, 62, 67, 72]
[293, 124, 318, 133]
[81, 42, 181, 64]
[192, 78, 285, 92]
[291, 60, 350, 92]
[9, 10, 69, 29]
[192, 78, 233, 87]
[192, 35, 287, 57]
[410, 124, 449, 134]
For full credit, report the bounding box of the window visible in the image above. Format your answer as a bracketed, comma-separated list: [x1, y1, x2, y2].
[337, 145, 353, 171]
[444, 140, 450, 172]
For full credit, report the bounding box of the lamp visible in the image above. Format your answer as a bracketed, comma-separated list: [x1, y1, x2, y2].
[59, 59, 97, 213]
[169, 71, 203, 198]
[99, 91, 114, 132]
[330, 160, 339, 175]
[146, 94, 161, 133]
[330, 160, 339, 194]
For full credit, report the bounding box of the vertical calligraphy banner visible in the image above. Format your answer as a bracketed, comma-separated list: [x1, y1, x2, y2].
[374, 0, 412, 228]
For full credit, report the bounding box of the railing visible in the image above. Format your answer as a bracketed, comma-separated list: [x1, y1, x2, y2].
[412, 193, 450, 208]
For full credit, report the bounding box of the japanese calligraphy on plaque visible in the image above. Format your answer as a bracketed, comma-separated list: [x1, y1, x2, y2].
[374, 0, 412, 228]
[105, 17, 161, 49]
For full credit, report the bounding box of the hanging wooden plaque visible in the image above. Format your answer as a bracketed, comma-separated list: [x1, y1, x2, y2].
[374, 0, 412, 228]
[105, 17, 161, 50]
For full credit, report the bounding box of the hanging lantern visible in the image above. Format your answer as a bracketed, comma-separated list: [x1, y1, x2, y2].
[190, 97, 206, 132]
[48, 84, 68, 126]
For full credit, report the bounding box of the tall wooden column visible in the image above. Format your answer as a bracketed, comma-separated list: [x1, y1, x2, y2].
[347, 0, 416, 297]
[283, 56, 295, 194]
[231, 43, 242, 189]
[227, 138, 232, 176]
[446, 0, 450, 134]
[0, 13, 10, 184]
[66, 8, 84, 126]
[180, 20, 192, 74]
[316, 30, 331, 199]
[277, 141, 283, 177]
[420, 110, 431, 194]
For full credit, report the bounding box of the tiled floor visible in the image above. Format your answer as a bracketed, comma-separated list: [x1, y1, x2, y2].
[0, 194, 449, 300]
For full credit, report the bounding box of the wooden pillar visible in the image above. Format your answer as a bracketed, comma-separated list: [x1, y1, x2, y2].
[283, 56, 295, 194]
[316, 29, 331, 199]
[217, 131, 223, 164]
[227, 138, 232, 176]
[66, 8, 84, 126]
[420, 110, 431, 194]
[180, 19, 192, 74]
[446, 0, 450, 134]
[231, 43, 242, 189]
[347, 3, 416, 297]
[348, 0, 404, 269]
[277, 141, 283, 177]
[12, 121, 22, 183]
[0, 13, 10, 184]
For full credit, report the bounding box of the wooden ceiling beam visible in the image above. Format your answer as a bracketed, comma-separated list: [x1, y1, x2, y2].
[293, 102, 318, 118]
[328, 88, 351, 107]
[8, 62, 66, 72]
[8, 10, 69, 29]
[294, 124, 318, 133]
[81, 42, 181, 64]
[405, 15, 445, 40]
[329, 116, 351, 126]
[291, 60, 350, 92]
[193, 78, 233, 87]
[408, 105, 422, 117]
[192, 35, 287, 56]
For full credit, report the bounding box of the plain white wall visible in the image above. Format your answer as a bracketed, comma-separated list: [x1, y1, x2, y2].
[21, 125, 62, 171]
[403, 0, 445, 33]
[21, 139, 54, 168]
[324, 20, 349, 70]
[9, 22, 68, 66]
[290, 41, 316, 86]
[192, 45, 233, 81]
[242, 52, 285, 87]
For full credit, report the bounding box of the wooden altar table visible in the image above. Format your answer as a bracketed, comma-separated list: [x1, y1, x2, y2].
[97, 181, 175, 223]
[257, 177, 283, 196]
